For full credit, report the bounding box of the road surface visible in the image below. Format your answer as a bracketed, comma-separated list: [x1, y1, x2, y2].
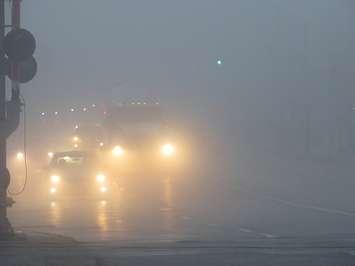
[7, 168, 355, 242]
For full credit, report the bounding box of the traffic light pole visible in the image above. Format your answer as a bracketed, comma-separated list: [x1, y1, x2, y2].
[0, 0, 13, 239]
[0, 0, 36, 239]
[11, 0, 20, 100]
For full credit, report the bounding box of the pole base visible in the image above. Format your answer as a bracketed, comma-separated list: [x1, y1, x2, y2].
[0, 217, 13, 240]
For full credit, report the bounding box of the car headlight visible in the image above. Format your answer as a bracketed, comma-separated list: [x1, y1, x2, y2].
[96, 173, 106, 183]
[16, 152, 24, 161]
[112, 145, 124, 157]
[161, 143, 175, 157]
[50, 175, 61, 185]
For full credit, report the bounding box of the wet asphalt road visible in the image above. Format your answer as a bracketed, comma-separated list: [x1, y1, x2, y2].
[7, 169, 355, 243]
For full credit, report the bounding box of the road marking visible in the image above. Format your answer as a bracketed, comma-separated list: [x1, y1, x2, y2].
[259, 233, 276, 238]
[240, 228, 252, 233]
[240, 228, 277, 238]
[271, 197, 355, 217]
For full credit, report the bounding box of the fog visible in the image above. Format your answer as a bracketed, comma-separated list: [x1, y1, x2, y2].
[22, 1, 354, 138]
[7, 0, 355, 239]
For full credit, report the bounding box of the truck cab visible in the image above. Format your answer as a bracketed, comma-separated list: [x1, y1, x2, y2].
[102, 103, 181, 175]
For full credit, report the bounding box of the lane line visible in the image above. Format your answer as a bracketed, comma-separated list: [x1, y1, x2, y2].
[239, 228, 252, 233]
[240, 228, 277, 238]
[259, 233, 276, 238]
[271, 197, 355, 217]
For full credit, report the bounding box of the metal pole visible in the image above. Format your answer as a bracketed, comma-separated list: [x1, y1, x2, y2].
[0, 0, 12, 239]
[11, 0, 20, 100]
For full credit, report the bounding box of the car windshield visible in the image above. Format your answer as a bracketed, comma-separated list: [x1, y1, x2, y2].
[4, 2, 355, 263]
[52, 154, 86, 167]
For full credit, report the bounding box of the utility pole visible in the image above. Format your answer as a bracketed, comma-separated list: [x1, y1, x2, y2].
[0, 0, 36, 239]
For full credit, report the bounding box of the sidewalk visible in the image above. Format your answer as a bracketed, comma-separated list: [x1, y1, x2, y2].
[0, 231, 91, 266]
[1, 231, 355, 265]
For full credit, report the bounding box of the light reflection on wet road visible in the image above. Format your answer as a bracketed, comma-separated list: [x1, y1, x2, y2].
[8, 171, 355, 242]
[8, 173, 230, 241]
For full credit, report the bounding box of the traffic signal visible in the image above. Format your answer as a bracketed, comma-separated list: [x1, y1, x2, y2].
[4, 28, 36, 62]
[3, 28, 37, 83]
[7, 56, 37, 83]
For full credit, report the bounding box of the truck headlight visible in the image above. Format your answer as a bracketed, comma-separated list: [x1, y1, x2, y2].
[161, 143, 175, 157]
[96, 173, 106, 184]
[50, 175, 61, 185]
[112, 145, 124, 157]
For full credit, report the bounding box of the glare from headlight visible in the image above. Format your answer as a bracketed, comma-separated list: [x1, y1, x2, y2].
[51, 175, 60, 185]
[161, 143, 175, 157]
[48, 152, 54, 158]
[16, 152, 24, 161]
[112, 146, 124, 157]
[73, 136, 79, 142]
[96, 174, 106, 183]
